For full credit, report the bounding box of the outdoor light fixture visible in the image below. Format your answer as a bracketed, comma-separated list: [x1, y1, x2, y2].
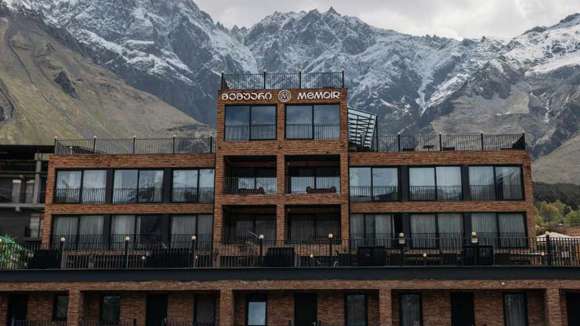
[470, 232, 479, 245]
[309, 253, 314, 258]
[258, 234, 265, 240]
[422, 253, 427, 258]
[191, 235, 197, 241]
[60, 237, 66, 243]
[125, 236, 131, 242]
[328, 233, 334, 239]
[398, 233, 406, 245]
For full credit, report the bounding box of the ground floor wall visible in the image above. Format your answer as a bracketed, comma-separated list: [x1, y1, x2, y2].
[0, 279, 577, 326]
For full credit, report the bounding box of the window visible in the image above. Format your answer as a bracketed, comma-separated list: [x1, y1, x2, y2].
[410, 214, 437, 248]
[171, 215, 213, 248]
[409, 168, 435, 201]
[55, 171, 81, 203]
[400, 294, 422, 326]
[288, 167, 340, 193]
[345, 294, 367, 326]
[409, 167, 462, 201]
[199, 169, 215, 203]
[469, 166, 524, 201]
[52, 215, 105, 249]
[496, 167, 523, 200]
[350, 214, 394, 247]
[194, 295, 216, 325]
[226, 168, 276, 194]
[437, 214, 463, 249]
[504, 293, 528, 326]
[27, 214, 41, 239]
[247, 295, 267, 326]
[113, 170, 164, 203]
[225, 216, 275, 242]
[81, 170, 107, 203]
[471, 213, 527, 247]
[288, 215, 340, 242]
[225, 105, 276, 141]
[172, 170, 198, 202]
[286, 104, 339, 139]
[55, 170, 107, 204]
[349, 167, 398, 201]
[110, 215, 162, 249]
[101, 295, 121, 323]
[52, 295, 68, 321]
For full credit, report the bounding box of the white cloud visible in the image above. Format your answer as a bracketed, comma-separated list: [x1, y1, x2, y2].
[194, 0, 580, 39]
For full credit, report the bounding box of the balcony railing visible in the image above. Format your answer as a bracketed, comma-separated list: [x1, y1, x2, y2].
[286, 124, 340, 140]
[9, 321, 67, 326]
[349, 186, 399, 202]
[357, 134, 526, 152]
[3, 235, 579, 270]
[225, 125, 276, 141]
[54, 137, 215, 155]
[224, 177, 277, 194]
[221, 71, 345, 90]
[0, 185, 41, 205]
[288, 176, 340, 194]
[409, 186, 463, 201]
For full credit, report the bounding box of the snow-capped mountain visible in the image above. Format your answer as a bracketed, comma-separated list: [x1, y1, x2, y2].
[2, 0, 580, 183]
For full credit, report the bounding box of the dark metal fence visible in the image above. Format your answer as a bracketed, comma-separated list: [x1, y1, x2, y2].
[363, 134, 526, 152]
[349, 186, 399, 202]
[10, 321, 67, 326]
[221, 72, 345, 90]
[224, 177, 277, 194]
[2, 235, 580, 270]
[54, 137, 215, 155]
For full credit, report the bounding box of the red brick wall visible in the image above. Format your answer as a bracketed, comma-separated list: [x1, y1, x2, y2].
[120, 294, 145, 326]
[27, 293, 54, 320]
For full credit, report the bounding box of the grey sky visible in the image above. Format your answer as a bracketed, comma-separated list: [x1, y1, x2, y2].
[195, 0, 580, 39]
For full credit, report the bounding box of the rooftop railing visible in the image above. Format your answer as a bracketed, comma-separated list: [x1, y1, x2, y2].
[54, 137, 215, 155]
[1, 235, 578, 270]
[355, 133, 527, 152]
[220, 72, 345, 90]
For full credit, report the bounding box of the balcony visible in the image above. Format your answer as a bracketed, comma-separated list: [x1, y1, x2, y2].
[0, 179, 42, 206]
[54, 137, 215, 155]
[1, 235, 578, 270]
[350, 185, 399, 202]
[286, 156, 340, 194]
[224, 157, 277, 195]
[220, 71, 345, 90]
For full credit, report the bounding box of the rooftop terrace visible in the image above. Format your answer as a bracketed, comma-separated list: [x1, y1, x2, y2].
[220, 71, 345, 90]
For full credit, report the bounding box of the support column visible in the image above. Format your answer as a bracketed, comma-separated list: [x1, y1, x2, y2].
[219, 289, 234, 326]
[379, 289, 392, 326]
[67, 289, 83, 326]
[545, 288, 563, 326]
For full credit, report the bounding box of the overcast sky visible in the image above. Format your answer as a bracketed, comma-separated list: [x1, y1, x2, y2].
[195, 0, 580, 39]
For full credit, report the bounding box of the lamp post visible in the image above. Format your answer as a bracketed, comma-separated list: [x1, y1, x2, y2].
[258, 234, 264, 265]
[328, 233, 334, 266]
[124, 236, 131, 269]
[59, 236, 66, 252]
[398, 233, 406, 265]
[471, 232, 479, 245]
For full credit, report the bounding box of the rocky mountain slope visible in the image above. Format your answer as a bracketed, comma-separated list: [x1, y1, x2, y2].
[0, 9, 206, 144]
[2, 0, 579, 183]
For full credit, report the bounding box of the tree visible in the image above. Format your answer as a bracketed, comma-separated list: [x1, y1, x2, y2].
[565, 210, 580, 227]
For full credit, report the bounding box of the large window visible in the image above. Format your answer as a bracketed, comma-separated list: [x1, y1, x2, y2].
[246, 295, 267, 326]
[350, 167, 398, 201]
[410, 214, 463, 249]
[288, 214, 340, 242]
[504, 293, 528, 326]
[286, 104, 339, 139]
[345, 294, 367, 326]
[225, 105, 276, 141]
[288, 166, 340, 193]
[469, 166, 523, 201]
[110, 215, 163, 249]
[224, 216, 276, 243]
[52, 295, 68, 321]
[471, 213, 526, 247]
[55, 170, 107, 204]
[350, 214, 394, 247]
[400, 294, 422, 326]
[52, 215, 105, 249]
[225, 167, 276, 194]
[100, 295, 121, 323]
[409, 167, 462, 201]
[170, 215, 213, 248]
[112, 170, 164, 204]
[172, 169, 215, 203]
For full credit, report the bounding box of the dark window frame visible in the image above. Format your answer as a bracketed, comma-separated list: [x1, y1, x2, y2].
[193, 294, 217, 324]
[408, 213, 464, 249]
[468, 212, 528, 248]
[246, 294, 267, 326]
[224, 105, 277, 141]
[344, 293, 368, 326]
[170, 168, 215, 203]
[170, 214, 215, 245]
[399, 293, 423, 326]
[408, 166, 463, 202]
[503, 292, 529, 326]
[224, 213, 276, 243]
[99, 294, 121, 323]
[285, 104, 340, 140]
[287, 166, 340, 194]
[52, 294, 68, 321]
[112, 169, 165, 204]
[468, 165, 525, 201]
[225, 166, 277, 194]
[287, 213, 341, 243]
[349, 213, 397, 242]
[54, 169, 107, 204]
[349, 166, 399, 202]
[51, 214, 106, 249]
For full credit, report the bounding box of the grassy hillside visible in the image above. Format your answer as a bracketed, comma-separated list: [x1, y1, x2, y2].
[533, 133, 580, 185]
[0, 14, 208, 144]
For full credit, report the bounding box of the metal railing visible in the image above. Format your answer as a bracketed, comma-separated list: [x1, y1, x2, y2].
[3, 235, 579, 270]
[221, 71, 345, 90]
[9, 321, 67, 326]
[286, 124, 340, 140]
[225, 125, 276, 141]
[224, 177, 277, 194]
[54, 137, 215, 155]
[288, 176, 340, 194]
[409, 186, 463, 201]
[349, 186, 399, 202]
[360, 134, 526, 152]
